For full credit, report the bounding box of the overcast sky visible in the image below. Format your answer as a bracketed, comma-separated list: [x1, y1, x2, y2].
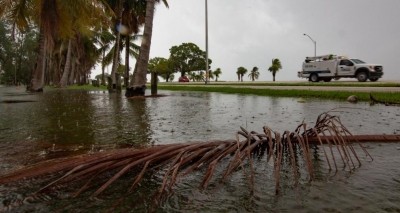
[146, 0, 400, 82]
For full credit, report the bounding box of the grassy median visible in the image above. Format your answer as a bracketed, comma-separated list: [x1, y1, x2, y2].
[157, 84, 400, 103]
[66, 82, 400, 103]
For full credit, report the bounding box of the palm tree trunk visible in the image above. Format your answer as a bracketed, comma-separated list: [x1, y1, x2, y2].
[29, 31, 47, 92]
[151, 72, 157, 95]
[110, 0, 124, 91]
[125, 35, 130, 87]
[68, 60, 76, 85]
[273, 72, 276, 82]
[110, 33, 121, 90]
[101, 50, 106, 86]
[59, 38, 72, 88]
[126, 0, 156, 97]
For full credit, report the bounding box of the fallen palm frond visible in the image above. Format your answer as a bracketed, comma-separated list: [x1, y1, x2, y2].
[0, 112, 399, 210]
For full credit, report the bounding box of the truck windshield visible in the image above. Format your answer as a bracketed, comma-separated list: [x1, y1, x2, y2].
[350, 59, 366, 64]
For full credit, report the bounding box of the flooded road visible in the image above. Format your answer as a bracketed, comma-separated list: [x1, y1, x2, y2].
[0, 86, 399, 212]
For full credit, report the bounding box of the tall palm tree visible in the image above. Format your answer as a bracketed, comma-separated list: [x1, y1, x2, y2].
[236, 66, 247, 82]
[108, 0, 124, 91]
[125, 0, 154, 96]
[122, 0, 146, 87]
[96, 28, 115, 85]
[213, 68, 222, 82]
[268, 58, 282, 82]
[126, 0, 168, 97]
[248, 66, 259, 81]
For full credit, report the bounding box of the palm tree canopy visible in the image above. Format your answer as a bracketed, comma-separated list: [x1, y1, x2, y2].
[236, 66, 247, 75]
[213, 68, 221, 76]
[268, 58, 282, 73]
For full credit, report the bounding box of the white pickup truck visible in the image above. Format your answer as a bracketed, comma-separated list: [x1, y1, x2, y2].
[297, 54, 383, 82]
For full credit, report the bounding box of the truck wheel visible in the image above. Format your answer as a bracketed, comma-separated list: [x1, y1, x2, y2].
[310, 74, 319, 82]
[369, 77, 379, 82]
[356, 72, 368, 82]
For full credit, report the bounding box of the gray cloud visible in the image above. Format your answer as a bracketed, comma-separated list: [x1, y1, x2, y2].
[150, 0, 400, 81]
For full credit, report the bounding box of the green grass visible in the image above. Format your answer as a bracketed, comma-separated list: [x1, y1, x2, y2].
[157, 85, 400, 102]
[63, 83, 400, 103]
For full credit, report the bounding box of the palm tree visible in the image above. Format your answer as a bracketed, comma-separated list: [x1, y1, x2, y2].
[236, 66, 247, 82]
[108, 0, 125, 91]
[207, 70, 214, 81]
[58, 38, 73, 87]
[96, 29, 115, 85]
[126, 0, 168, 97]
[122, 1, 146, 87]
[188, 71, 196, 81]
[196, 71, 205, 82]
[213, 68, 222, 82]
[268, 58, 282, 82]
[107, 0, 147, 90]
[248, 66, 259, 81]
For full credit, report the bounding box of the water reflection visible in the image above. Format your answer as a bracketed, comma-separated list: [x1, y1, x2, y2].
[41, 90, 96, 145]
[1, 87, 400, 153]
[1, 87, 400, 212]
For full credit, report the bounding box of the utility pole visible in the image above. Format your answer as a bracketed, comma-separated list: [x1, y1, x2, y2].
[205, 0, 209, 84]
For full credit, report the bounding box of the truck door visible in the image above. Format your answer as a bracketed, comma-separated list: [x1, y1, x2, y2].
[337, 59, 354, 76]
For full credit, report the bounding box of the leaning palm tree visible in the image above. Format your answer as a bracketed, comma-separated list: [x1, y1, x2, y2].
[248, 66, 259, 81]
[268, 58, 282, 82]
[126, 0, 168, 97]
[213, 68, 222, 81]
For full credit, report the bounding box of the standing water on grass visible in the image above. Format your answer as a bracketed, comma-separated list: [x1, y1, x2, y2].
[0, 86, 399, 212]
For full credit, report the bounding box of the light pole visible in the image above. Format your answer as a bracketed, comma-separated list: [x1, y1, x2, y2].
[205, 0, 209, 85]
[303, 33, 316, 57]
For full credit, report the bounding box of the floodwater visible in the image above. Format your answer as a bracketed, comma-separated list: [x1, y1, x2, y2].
[0, 86, 399, 212]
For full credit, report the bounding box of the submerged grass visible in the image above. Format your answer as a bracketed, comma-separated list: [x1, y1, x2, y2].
[67, 84, 108, 91]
